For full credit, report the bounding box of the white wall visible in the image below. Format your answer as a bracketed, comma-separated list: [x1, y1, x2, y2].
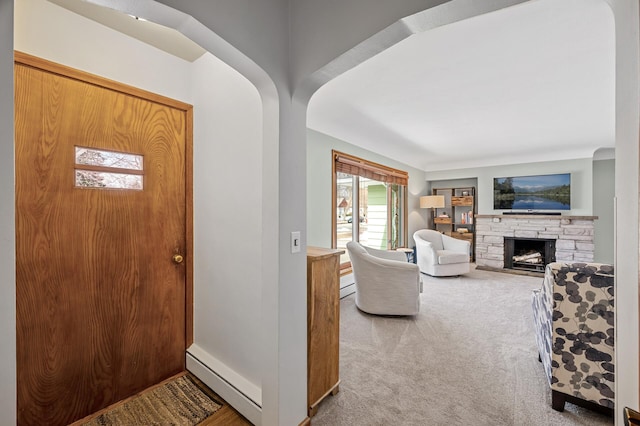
[605, 0, 640, 424]
[593, 158, 615, 263]
[425, 158, 594, 216]
[15, 0, 192, 100]
[0, 0, 15, 422]
[307, 129, 428, 249]
[190, 52, 263, 403]
[15, 0, 265, 420]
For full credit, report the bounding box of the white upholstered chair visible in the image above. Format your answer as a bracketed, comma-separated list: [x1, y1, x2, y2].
[413, 229, 470, 277]
[346, 241, 421, 315]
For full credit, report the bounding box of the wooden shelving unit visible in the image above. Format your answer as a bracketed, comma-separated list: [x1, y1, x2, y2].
[432, 187, 476, 261]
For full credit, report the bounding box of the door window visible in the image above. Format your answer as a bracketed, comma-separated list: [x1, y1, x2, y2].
[75, 147, 144, 189]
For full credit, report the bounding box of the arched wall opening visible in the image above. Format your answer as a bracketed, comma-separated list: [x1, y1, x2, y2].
[302, 1, 540, 255]
[298, 2, 636, 425]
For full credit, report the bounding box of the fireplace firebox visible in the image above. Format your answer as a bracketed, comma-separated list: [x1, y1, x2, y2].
[504, 237, 556, 273]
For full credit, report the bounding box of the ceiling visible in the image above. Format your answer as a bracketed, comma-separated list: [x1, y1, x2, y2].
[51, 0, 615, 173]
[307, 0, 615, 172]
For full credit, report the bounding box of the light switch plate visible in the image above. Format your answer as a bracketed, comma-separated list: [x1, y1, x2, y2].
[291, 231, 301, 253]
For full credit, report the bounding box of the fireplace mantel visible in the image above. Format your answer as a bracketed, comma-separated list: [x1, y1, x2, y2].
[474, 214, 597, 270]
[475, 214, 598, 221]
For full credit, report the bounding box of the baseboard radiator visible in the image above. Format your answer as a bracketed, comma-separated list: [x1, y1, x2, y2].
[186, 345, 262, 425]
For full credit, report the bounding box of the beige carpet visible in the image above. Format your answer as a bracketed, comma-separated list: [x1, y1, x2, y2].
[312, 266, 614, 426]
[81, 375, 222, 426]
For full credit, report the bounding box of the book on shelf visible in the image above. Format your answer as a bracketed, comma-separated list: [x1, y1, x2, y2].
[460, 211, 473, 225]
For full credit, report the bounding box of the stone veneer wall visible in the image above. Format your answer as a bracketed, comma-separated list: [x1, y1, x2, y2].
[475, 215, 596, 269]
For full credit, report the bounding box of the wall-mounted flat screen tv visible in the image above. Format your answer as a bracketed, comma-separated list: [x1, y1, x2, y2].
[493, 173, 571, 210]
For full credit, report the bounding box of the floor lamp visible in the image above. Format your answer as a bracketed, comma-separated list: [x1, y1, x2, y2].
[420, 195, 445, 230]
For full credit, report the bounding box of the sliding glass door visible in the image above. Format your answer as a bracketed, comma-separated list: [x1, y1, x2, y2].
[332, 151, 408, 268]
[358, 177, 386, 249]
[336, 172, 355, 264]
[389, 183, 404, 250]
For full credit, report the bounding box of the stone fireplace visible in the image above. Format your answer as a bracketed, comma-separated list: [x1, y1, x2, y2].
[475, 215, 597, 272]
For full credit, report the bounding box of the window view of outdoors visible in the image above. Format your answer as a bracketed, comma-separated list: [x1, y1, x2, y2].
[333, 151, 408, 269]
[390, 184, 402, 250]
[75, 147, 144, 190]
[336, 173, 390, 264]
[336, 172, 355, 264]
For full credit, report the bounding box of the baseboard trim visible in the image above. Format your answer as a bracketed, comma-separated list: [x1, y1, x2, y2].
[186, 353, 262, 426]
[340, 282, 355, 299]
[340, 273, 355, 298]
[299, 416, 311, 426]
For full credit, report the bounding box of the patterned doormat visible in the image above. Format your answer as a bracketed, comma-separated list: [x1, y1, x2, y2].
[81, 375, 222, 425]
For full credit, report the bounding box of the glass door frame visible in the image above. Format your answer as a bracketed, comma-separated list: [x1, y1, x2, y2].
[331, 150, 408, 270]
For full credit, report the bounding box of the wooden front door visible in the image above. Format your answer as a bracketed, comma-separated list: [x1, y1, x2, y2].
[15, 52, 193, 426]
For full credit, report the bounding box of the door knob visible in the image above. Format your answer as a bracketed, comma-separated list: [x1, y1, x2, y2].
[172, 254, 184, 264]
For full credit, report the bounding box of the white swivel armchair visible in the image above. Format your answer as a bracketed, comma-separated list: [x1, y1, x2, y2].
[346, 241, 421, 316]
[413, 229, 471, 277]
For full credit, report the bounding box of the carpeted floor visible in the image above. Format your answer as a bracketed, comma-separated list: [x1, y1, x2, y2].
[81, 375, 222, 426]
[311, 267, 614, 426]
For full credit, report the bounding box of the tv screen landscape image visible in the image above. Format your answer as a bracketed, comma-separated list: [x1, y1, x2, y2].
[493, 173, 571, 211]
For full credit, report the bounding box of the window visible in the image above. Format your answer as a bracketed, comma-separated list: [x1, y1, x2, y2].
[332, 150, 408, 268]
[74, 147, 144, 190]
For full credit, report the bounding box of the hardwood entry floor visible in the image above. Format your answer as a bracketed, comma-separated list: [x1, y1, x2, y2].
[190, 374, 252, 426]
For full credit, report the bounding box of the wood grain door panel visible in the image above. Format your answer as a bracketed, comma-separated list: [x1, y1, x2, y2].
[15, 53, 191, 426]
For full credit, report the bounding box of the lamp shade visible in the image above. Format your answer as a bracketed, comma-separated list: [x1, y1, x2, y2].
[420, 195, 445, 209]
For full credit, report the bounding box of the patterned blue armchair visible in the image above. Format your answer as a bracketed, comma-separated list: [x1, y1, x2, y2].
[531, 262, 615, 413]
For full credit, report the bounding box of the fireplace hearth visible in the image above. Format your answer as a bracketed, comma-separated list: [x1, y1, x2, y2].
[504, 237, 556, 273]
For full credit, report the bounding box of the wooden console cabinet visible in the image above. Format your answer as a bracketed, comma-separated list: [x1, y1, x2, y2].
[306, 247, 344, 417]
